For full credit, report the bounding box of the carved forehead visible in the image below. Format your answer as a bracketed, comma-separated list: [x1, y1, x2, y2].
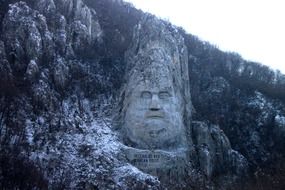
[127, 61, 173, 90]
[136, 47, 173, 67]
[127, 47, 173, 78]
[143, 62, 171, 80]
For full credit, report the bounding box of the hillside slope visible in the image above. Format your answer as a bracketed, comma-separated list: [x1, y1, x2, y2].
[0, 0, 285, 189]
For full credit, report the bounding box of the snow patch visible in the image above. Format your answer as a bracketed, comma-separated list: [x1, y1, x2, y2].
[275, 115, 285, 126]
[25, 119, 34, 145]
[113, 164, 158, 188]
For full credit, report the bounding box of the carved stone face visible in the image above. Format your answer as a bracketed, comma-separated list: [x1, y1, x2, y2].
[123, 63, 185, 150]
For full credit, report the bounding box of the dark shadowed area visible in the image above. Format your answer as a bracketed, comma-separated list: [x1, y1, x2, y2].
[0, 0, 285, 189]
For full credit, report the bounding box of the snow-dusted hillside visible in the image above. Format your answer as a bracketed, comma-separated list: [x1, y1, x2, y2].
[1, 0, 285, 189]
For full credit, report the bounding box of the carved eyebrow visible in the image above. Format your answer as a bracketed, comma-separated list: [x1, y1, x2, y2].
[159, 91, 171, 99]
[141, 91, 152, 98]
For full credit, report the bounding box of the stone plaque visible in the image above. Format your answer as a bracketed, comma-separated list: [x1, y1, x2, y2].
[124, 147, 188, 177]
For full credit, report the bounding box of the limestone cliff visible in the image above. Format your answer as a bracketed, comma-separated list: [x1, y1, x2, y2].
[0, 0, 285, 189]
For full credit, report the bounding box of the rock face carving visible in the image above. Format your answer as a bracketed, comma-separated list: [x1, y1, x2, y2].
[117, 15, 192, 181]
[123, 52, 186, 150]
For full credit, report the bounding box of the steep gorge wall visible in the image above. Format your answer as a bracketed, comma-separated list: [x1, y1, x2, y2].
[0, 0, 285, 189]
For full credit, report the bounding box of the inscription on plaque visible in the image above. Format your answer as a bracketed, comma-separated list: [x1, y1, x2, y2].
[124, 147, 187, 173]
[133, 153, 161, 167]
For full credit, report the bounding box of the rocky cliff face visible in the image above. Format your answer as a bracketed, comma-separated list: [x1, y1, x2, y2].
[0, 1, 159, 189]
[0, 0, 285, 189]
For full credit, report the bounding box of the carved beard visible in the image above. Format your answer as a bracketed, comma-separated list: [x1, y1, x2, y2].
[123, 115, 184, 150]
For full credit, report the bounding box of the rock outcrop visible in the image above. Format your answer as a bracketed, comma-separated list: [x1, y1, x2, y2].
[192, 121, 248, 187]
[0, 0, 285, 189]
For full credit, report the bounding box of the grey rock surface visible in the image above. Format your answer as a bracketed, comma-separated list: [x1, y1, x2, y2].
[124, 146, 188, 185]
[113, 16, 193, 188]
[0, 0, 285, 189]
[192, 121, 248, 180]
[119, 15, 192, 150]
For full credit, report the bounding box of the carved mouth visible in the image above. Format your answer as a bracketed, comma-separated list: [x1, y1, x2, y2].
[145, 112, 164, 119]
[148, 115, 163, 119]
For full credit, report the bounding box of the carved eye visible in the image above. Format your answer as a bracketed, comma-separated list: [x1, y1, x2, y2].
[141, 91, 152, 99]
[159, 91, 171, 99]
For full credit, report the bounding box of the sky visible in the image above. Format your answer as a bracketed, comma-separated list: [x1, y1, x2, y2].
[124, 0, 285, 74]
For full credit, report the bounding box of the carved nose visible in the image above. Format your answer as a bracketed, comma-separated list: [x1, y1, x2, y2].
[149, 95, 161, 111]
